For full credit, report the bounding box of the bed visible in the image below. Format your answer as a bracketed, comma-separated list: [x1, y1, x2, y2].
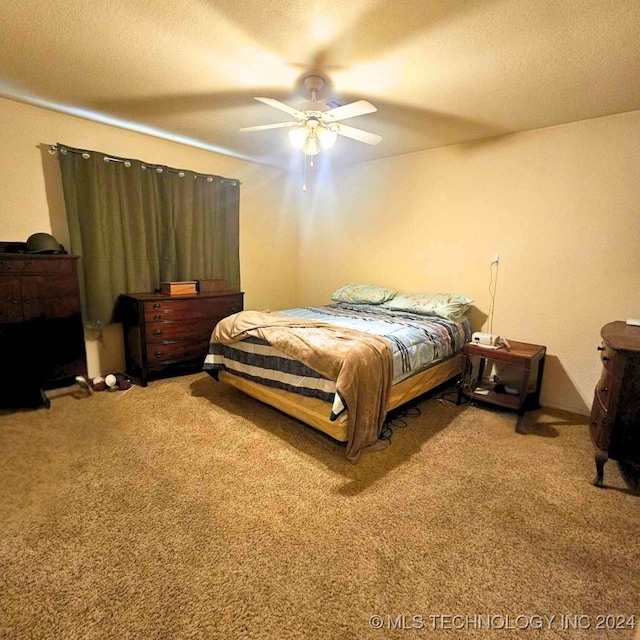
[203, 302, 471, 462]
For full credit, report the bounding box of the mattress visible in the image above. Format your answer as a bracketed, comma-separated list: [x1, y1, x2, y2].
[204, 303, 471, 418]
[216, 353, 464, 442]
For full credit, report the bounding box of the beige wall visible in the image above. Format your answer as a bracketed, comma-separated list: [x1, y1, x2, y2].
[3, 95, 639, 414]
[0, 97, 299, 376]
[298, 110, 640, 414]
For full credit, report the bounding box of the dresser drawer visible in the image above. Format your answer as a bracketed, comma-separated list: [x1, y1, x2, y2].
[595, 368, 615, 408]
[598, 342, 617, 372]
[146, 338, 211, 364]
[589, 393, 610, 450]
[0, 257, 74, 276]
[145, 317, 219, 343]
[144, 295, 242, 322]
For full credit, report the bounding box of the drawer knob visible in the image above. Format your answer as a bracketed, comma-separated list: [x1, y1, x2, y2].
[601, 387, 608, 393]
[154, 351, 164, 358]
[154, 314, 162, 321]
[153, 303, 162, 310]
[10, 297, 19, 305]
[597, 346, 605, 351]
[602, 356, 610, 362]
[153, 329, 163, 336]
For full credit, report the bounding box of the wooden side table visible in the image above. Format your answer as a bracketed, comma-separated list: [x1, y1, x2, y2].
[457, 340, 546, 433]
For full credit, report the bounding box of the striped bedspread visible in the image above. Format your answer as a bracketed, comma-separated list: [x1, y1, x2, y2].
[203, 303, 471, 414]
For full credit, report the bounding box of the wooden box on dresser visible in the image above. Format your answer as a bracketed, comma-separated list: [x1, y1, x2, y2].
[590, 321, 640, 487]
[117, 290, 243, 386]
[0, 252, 86, 403]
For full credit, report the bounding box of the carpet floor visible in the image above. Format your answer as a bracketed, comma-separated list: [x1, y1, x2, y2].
[1, 373, 638, 640]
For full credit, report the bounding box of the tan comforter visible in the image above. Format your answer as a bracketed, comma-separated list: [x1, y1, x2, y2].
[212, 310, 394, 463]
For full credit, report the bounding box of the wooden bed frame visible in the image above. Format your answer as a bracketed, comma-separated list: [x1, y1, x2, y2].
[218, 352, 463, 441]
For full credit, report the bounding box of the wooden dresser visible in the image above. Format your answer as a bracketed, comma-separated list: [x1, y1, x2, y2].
[0, 253, 86, 402]
[590, 321, 640, 487]
[117, 290, 244, 386]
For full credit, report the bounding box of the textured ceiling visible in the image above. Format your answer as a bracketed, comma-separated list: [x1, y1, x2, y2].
[1, 0, 639, 171]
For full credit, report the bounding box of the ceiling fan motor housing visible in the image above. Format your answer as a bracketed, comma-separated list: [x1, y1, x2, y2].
[295, 73, 332, 102]
[303, 75, 325, 93]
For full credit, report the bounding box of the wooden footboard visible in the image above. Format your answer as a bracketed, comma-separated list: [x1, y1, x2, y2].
[217, 353, 463, 442]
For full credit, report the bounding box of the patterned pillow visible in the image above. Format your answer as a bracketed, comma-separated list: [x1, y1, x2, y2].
[382, 292, 473, 320]
[331, 283, 397, 305]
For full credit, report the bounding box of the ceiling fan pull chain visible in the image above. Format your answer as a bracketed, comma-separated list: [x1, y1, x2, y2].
[303, 153, 307, 192]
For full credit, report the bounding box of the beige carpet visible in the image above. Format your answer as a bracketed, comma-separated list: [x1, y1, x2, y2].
[1, 373, 638, 640]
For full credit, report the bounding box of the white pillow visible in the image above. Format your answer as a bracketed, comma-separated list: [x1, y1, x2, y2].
[382, 292, 473, 320]
[331, 283, 397, 305]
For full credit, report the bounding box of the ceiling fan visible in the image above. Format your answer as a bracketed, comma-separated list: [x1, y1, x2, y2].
[239, 75, 382, 158]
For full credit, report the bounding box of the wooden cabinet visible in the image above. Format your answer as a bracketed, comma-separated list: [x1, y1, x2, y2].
[117, 290, 244, 386]
[590, 321, 640, 487]
[457, 340, 546, 433]
[0, 254, 86, 401]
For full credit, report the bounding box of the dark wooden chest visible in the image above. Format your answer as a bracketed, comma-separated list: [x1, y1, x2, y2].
[117, 290, 244, 386]
[0, 253, 86, 400]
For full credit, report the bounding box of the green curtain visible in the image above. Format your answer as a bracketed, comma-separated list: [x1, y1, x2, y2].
[57, 144, 240, 326]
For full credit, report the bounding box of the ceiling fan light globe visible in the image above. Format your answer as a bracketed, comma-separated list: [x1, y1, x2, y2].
[302, 137, 320, 156]
[288, 126, 309, 150]
[317, 126, 338, 150]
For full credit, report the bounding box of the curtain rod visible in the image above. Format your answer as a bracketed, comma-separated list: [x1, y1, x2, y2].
[48, 144, 241, 185]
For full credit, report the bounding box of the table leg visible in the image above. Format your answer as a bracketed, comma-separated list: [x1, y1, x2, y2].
[515, 408, 527, 434]
[457, 356, 470, 405]
[594, 449, 608, 487]
[532, 355, 545, 409]
[476, 356, 486, 388]
[515, 364, 532, 434]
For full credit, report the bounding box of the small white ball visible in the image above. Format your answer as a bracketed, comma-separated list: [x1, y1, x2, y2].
[105, 374, 117, 388]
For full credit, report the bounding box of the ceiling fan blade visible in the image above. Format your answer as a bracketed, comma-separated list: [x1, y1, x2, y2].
[239, 121, 298, 132]
[336, 123, 382, 145]
[323, 100, 377, 122]
[255, 97, 304, 118]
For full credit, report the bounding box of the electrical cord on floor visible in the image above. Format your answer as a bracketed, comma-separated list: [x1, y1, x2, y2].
[379, 405, 421, 443]
[439, 378, 472, 405]
[379, 367, 493, 443]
